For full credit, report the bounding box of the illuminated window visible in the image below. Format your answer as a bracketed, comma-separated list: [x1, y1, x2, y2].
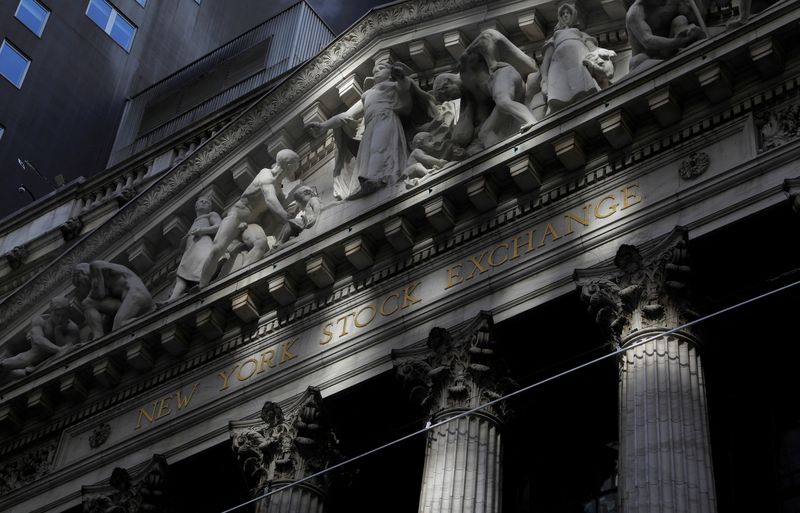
[15, 0, 50, 37]
[86, 0, 137, 52]
[0, 40, 30, 88]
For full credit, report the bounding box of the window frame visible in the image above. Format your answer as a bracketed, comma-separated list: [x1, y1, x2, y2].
[85, 0, 137, 52]
[136, 0, 146, 6]
[0, 39, 31, 89]
[14, 0, 50, 38]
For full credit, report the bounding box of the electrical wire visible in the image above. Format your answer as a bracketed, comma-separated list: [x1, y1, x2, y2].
[220, 277, 800, 513]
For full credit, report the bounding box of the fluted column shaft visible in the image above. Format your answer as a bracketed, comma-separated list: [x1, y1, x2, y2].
[256, 481, 326, 513]
[419, 409, 502, 513]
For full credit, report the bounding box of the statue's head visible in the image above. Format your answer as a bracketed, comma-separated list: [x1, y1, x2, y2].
[275, 149, 300, 179]
[411, 131, 435, 152]
[49, 297, 71, 326]
[73, 263, 90, 287]
[433, 73, 462, 102]
[372, 61, 392, 84]
[195, 195, 212, 215]
[556, 2, 578, 30]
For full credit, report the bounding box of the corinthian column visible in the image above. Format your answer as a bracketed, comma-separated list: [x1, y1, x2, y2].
[229, 387, 340, 513]
[393, 312, 514, 513]
[575, 228, 716, 513]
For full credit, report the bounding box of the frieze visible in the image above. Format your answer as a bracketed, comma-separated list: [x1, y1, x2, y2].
[756, 100, 800, 151]
[678, 151, 710, 179]
[0, 439, 58, 496]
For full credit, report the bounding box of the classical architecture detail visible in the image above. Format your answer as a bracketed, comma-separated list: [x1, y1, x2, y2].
[307, 61, 439, 200]
[575, 229, 716, 513]
[756, 100, 800, 151]
[393, 312, 513, 513]
[433, 29, 536, 156]
[783, 177, 800, 214]
[575, 229, 695, 346]
[539, 2, 616, 114]
[0, 439, 58, 495]
[89, 422, 111, 449]
[167, 195, 221, 301]
[230, 387, 340, 513]
[114, 186, 137, 207]
[59, 216, 84, 241]
[678, 151, 710, 179]
[626, 0, 706, 74]
[81, 454, 169, 513]
[0, 298, 81, 382]
[5, 245, 28, 270]
[198, 149, 304, 287]
[73, 261, 155, 340]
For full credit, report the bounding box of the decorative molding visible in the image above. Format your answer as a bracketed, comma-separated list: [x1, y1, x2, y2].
[0, 439, 58, 496]
[89, 423, 111, 449]
[678, 151, 710, 179]
[756, 98, 800, 152]
[5, 246, 28, 270]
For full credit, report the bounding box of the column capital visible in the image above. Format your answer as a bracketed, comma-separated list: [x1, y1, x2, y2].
[82, 454, 169, 513]
[574, 228, 695, 345]
[229, 387, 340, 497]
[392, 311, 514, 420]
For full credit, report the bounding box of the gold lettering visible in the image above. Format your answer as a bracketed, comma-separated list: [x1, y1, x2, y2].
[217, 367, 237, 391]
[175, 383, 199, 410]
[488, 243, 509, 267]
[135, 402, 158, 430]
[594, 195, 619, 219]
[510, 230, 535, 260]
[236, 358, 258, 381]
[259, 350, 276, 372]
[320, 323, 334, 345]
[402, 282, 422, 308]
[446, 264, 463, 289]
[466, 252, 489, 280]
[539, 223, 561, 247]
[354, 304, 377, 327]
[156, 396, 172, 420]
[380, 293, 400, 316]
[280, 338, 298, 363]
[337, 313, 354, 337]
[563, 206, 591, 235]
[621, 183, 642, 210]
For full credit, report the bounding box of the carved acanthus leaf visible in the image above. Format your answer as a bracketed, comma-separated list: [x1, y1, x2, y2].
[0, 439, 58, 497]
[82, 454, 169, 513]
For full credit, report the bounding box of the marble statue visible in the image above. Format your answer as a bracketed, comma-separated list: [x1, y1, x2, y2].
[73, 261, 155, 340]
[0, 298, 81, 381]
[626, 0, 707, 74]
[540, 3, 617, 114]
[198, 149, 300, 287]
[402, 131, 452, 188]
[274, 184, 321, 247]
[433, 29, 537, 156]
[168, 195, 221, 301]
[306, 61, 438, 200]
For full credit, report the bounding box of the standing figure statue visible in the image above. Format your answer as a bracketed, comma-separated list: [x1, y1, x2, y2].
[73, 261, 155, 340]
[626, 0, 706, 74]
[198, 149, 300, 287]
[306, 61, 438, 200]
[168, 195, 221, 301]
[540, 2, 617, 114]
[0, 298, 81, 381]
[433, 29, 537, 156]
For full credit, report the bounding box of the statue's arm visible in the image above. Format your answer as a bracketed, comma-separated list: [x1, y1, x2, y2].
[627, 7, 697, 51]
[307, 102, 363, 136]
[261, 183, 291, 221]
[88, 261, 107, 299]
[30, 319, 60, 354]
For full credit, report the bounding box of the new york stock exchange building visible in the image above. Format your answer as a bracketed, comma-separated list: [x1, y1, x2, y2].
[1, 0, 800, 512]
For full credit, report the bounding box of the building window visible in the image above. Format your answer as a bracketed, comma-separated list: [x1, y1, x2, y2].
[15, 0, 50, 37]
[85, 0, 137, 51]
[136, 0, 146, 6]
[0, 40, 31, 88]
[0, 125, 5, 142]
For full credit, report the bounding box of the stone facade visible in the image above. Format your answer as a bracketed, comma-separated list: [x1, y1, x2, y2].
[0, 0, 799, 512]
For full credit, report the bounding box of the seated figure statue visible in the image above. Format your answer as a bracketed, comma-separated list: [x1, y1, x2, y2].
[402, 131, 453, 188]
[540, 2, 617, 114]
[198, 149, 300, 287]
[626, 0, 706, 74]
[433, 29, 537, 156]
[0, 298, 81, 381]
[73, 261, 155, 340]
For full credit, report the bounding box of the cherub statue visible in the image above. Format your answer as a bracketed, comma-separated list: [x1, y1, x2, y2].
[402, 132, 452, 188]
[0, 298, 81, 381]
[73, 261, 155, 340]
[306, 61, 438, 200]
[167, 194, 221, 301]
[433, 29, 538, 156]
[540, 2, 617, 114]
[273, 184, 322, 247]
